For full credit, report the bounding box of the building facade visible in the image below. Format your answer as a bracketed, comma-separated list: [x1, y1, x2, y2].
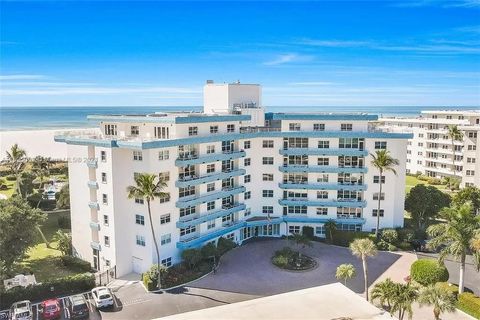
[380, 110, 480, 187]
[56, 81, 411, 276]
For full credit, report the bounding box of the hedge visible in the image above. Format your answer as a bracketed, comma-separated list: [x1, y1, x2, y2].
[458, 292, 480, 319]
[332, 230, 374, 247]
[60, 256, 93, 272]
[410, 259, 449, 286]
[0, 273, 95, 309]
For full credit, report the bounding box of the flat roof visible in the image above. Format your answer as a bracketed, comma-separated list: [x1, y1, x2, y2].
[158, 283, 390, 320]
[266, 112, 378, 121]
[421, 110, 480, 116]
[87, 113, 251, 124]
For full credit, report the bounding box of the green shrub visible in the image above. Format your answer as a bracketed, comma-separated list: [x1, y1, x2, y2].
[302, 226, 314, 239]
[458, 292, 480, 319]
[57, 215, 71, 229]
[5, 175, 17, 181]
[332, 230, 372, 247]
[142, 264, 167, 291]
[417, 174, 429, 181]
[272, 255, 289, 267]
[0, 273, 94, 309]
[181, 248, 202, 269]
[381, 229, 398, 244]
[397, 228, 415, 243]
[217, 237, 236, 255]
[200, 243, 217, 260]
[397, 241, 413, 251]
[427, 177, 442, 185]
[436, 282, 459, 298]
[376, 240, 390, 251]
[388, 244, 397, 251]
[410, 259, 449, 286]
[275, 246, 295, 258]
[60, 256, 92, 272]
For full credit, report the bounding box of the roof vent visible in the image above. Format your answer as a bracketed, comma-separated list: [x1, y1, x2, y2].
[206, 80, 214, 84]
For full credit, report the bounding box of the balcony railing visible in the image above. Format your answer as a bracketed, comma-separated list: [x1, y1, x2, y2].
[176, 203, 246, 228]
[177, 152, 199, 161]
[176, 186, 246, 208]
[175, 169, 246, 188]
[88, 201, 99, 210]
[86, 158, 98, 168]
[87, 181, 99, 189]
[279, 165, 367, 174]
[175, 150, 246, 166]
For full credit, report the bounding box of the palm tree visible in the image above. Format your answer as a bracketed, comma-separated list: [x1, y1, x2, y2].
[127, 173, 168, 289]
[370, 150, 399, 239]
[291, 233, 312, 259]
[335, 263, 356, 286]
[324, 219, 337, 243]
[390, 282, 418, 320]
[32, 156, 50, 190]
[418, 284, 456, 320]
[446, 125, 463, 189]
[350, 238, 377, 301]
[427, 202, 480, 294]
[471, 233, 480, 271]
[5, 144, 27, 197]
[371, 278, 396, 311]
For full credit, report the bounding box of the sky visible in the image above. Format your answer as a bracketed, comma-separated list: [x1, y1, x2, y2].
[0, 0, 479, 107]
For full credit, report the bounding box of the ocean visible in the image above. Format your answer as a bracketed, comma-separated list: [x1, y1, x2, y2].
[0, 105, 477, 131]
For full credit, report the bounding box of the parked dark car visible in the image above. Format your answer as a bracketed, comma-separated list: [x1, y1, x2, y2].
[66, 295, 89, 319]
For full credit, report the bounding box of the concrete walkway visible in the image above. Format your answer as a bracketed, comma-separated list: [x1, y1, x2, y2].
[369, 251, 475, 320]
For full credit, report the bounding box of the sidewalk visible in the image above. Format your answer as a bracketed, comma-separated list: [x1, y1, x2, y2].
[369, 251, 475, 320]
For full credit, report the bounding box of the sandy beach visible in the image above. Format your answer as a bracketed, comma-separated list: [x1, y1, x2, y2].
[0, 128, 95, 160]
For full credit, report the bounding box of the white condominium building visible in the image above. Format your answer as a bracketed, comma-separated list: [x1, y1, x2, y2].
[56, 81, 411, 276]
[380, 110, 480, 187]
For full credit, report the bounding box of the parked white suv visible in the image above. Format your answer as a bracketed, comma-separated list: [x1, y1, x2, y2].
[91, 286, 114, 309]
[9, 300, 32, 320]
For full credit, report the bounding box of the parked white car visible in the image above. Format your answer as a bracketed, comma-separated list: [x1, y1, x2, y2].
[91, 286, 114, 309]
[9, 300, 32, 320]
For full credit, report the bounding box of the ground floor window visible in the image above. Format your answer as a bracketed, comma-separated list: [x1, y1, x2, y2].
[315, 226, 326, 237]
[288, 225, 301, 234]
[225, 233, 235, 241]
[136, 235, 145, 246]
[240, 224, 280, 240]
[338, 224, 362, 231]
[161, 257, 172, 267]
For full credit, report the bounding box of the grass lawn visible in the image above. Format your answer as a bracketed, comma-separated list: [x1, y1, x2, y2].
[405, 175, 451, 194]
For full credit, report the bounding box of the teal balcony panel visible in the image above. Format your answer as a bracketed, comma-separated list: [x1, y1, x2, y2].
[89, 221, 101, 230]
[279, 148, 368, 157]
[175, 151, 245, 166]
[88, 201, 100, 210]
[279, 165, 367, 174]
[283, 216, 366, 225]
[87, 181, 99, 189]
[279, 199, 367, 208]
[176, 221, 245, 249]
[176, 204, 246, 228]
[279, 183, 367, 191]
[175, 169, 246, 188]
[86, 159, 98, 168]
[90, 241, 101, 251]
[245, 217, 283, 227]
[176, 186, 246, 208]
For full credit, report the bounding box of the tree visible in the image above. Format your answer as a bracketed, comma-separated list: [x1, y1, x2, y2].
[127, 173, 168, 290]
[453, 186, 480, 215]
[324, 219, 337, 243]
[371, 278, 396, 311]
[31, 156, 50, 190]
[446, 125, 463, 190]
[350, 238, 378, 301]
[56, 183, 70, 209]
[390, 283, 418, 320]
[405, 184, 451, 231]
[0, 197, 46, 272]
[17, 171, 35, 198]
[335, 263, 356, 286]
[471, 233, 480, 272]
[5, 144, 27, 197]
[291, 233, 312, 258]
[53, 230, 72, 256]
[181, 248, 202, 269]
[427, 202, 480, 294]
[418, 284, 456, 320]
[370, 150, 399, 238]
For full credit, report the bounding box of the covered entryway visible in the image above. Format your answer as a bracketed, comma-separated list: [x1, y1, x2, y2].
[132, 256, 143, 274]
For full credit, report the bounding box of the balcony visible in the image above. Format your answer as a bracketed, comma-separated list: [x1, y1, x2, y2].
[279, 182, 367, 191]
[90, 241, 101, 251]
[279, 148, 368, 157]
[176, 203, 246, 228]
[279, 198, 367, 208]
[88, 201, 99, 210]
[87, 181, 99, 189]
[283, 216, 366, 225]
[176, 186, 246, 208]
[175, 150, 245, 166]
[86, 158, 98, 168]
[89, 221, 101, 230]
[279, 165, 367, 174]
[175, 169, 246, 188]
[176, 221, 245, 249]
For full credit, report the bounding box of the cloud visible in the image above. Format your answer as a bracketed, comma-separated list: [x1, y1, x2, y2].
[0, 74, 47, 80]
[263, 53, 312, 66]
[392, 0, 480, 8]
[296, 39, 372, 48]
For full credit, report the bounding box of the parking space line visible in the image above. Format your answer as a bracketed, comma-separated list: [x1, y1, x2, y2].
[61, 297, 69, 319]
[35, 304, 39, 320]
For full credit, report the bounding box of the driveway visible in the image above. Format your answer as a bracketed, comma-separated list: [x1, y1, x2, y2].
[189, 239, 400, 295]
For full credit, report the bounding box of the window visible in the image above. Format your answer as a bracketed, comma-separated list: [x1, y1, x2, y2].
[284, 137, 308, 148]
[101, 172, 107, 183]
[158, 150, 169, 161]
[315, 226, 326, 236]
[341, 124, 353, 131]
[160, 214, 171, 224]
[154, 127, 169, 139]
[316, 207, 328, 215]
[134, 172, 140, 180]
[372, 209, 384, 217]
[317, 174, 329, 183]
[159, 172, 170, 182]
[317, 191, 328, 199]
[288, 206, 307, 214]
[375, 141, 387, 149]
[133, 151, 143, 161]
[263, 157, 274, 165]
[244, 141, 251, 149]
[289, 123, 301, 131]
[468, 132, 477, 138]
[207, 145, 215, 154]
[288, 226, 300, 234]
[318, 141, 329, 149]
[373, 176, 386, 184]
[263, 173, 274, 181]
[105, 260, 111, 267]
[180, 206, 196, 218]
[130, 126, 139, 136]
[161, 234, 171, 245]
[207, 164, 215, 173]
[105, 124, 117, 135]
[467, 158, 476, 164]
[104, 236, 110, 247]
[188, 126, 198, 136]
[206, 183, 215, 192]
[244, 175, 251, 183]
[262, 140, 274, 148]
[100, 151, 106, 162]
[468, 145, 476, 151]
[244, 158, 251, 166]
[102, 194, 108, 205]
[313, 123, 325, 131]
[227, 124, 235, 132]
[373, 193, 385, 200]
[159, 193, 170, 203]
[135, 214, 145, 225]
[244, 191, 251, 200]
[207, 201, 215, 211]
[262, 190, 274, 198]
[136, 235, 145, 246]
[339, 138, 362, 149]
[161, 257, 172, 267]
[207, 220, 216, 229]
[317, 157, 329, 166]
[103, 215, 109, 226]
[210, 126, 218, 134]
[179, 186, 195, 198]
[466, 170, 475, 176]
[262, 206, 273, 214]
[134, 198, 144, 205]
[244, 208, 251, 216]
[180, 226, 197, 236]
